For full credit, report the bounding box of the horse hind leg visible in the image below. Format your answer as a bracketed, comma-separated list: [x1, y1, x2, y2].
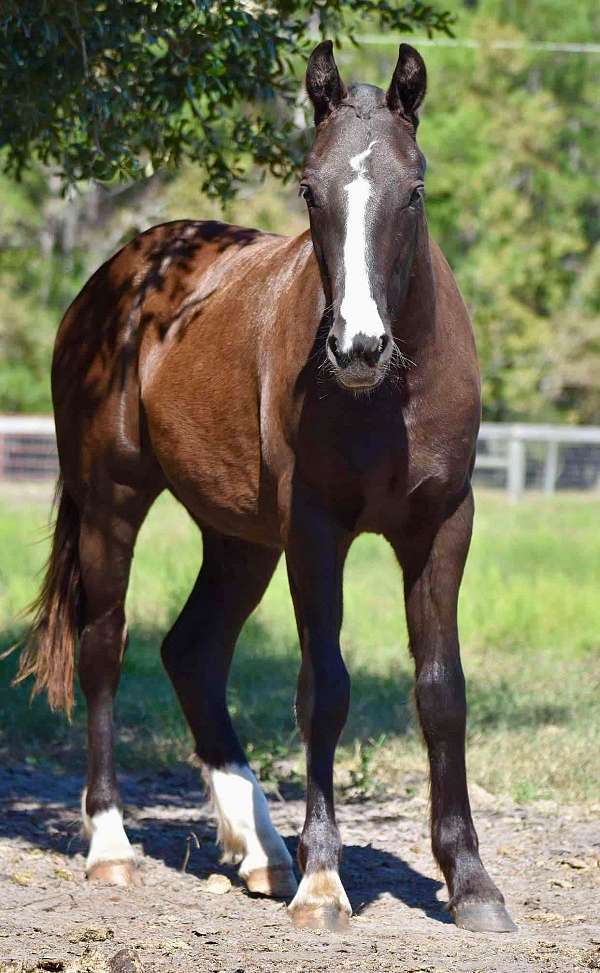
[161, 529, 297, 898]
[204, 763, 295, 896]
[78, 483, 159, 886]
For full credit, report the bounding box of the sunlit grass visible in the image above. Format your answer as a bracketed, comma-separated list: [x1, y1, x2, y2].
[1, 487, 598, 803]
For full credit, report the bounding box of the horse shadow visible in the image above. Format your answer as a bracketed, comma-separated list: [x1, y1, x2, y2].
[0, 763, 449, 926]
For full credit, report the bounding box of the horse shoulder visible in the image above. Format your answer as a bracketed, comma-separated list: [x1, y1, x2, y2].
[403, 241, 480, 499]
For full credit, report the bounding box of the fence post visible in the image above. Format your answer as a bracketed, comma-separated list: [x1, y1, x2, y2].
[507, 433, 526, 502]
[543, 439, 560, 496]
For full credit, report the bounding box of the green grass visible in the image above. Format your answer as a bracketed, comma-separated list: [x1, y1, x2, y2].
[1, 487, 599, 804]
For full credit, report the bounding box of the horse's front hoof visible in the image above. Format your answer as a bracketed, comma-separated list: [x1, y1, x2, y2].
[87, 860, 137, 888]
[288, 870, 352, 933]
[291, 903, 350, 932]
[452, 900, 517, 933]
[245, 865, 298, 899]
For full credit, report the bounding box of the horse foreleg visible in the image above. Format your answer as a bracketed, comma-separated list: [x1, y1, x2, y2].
[285, 487, 351, 931]
[161, 529, 296, 898]
[394, 488, 516, 933]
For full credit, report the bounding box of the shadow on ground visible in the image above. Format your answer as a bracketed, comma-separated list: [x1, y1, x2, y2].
[0, 611, 573, 774]
[0, 613, 572, 930]
[0, 615, 417, 771]
[0, 762, 448, 925]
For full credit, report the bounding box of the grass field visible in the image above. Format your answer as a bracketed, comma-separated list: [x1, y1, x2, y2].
[1, 487, 599, 804]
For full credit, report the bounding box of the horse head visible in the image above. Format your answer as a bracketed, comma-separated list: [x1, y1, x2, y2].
[302, 41, 428, 391]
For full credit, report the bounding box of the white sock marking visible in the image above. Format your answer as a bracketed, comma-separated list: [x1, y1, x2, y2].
[81, 790, 134, 870]
[207, 763, 292, 877]
[289, 869, 352, 916]
[339, 140, 384, 352]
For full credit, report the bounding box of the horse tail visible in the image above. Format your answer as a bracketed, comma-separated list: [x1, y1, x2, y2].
[15, 478, 82, 718]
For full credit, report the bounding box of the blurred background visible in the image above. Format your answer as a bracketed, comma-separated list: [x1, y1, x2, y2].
[0, 0, 598, 807]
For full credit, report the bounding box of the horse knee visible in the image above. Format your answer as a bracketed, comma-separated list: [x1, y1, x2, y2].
[297, 653, 350, 738]
[415, 659, 466, 739]
[319, 663, 351, 730]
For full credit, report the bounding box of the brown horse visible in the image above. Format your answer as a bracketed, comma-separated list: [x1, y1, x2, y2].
[18, 42, 515, 934]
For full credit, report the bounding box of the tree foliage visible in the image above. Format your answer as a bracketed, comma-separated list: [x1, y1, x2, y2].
[343, 3, 599, 421]
[0, 0, 452, 199]
[0, 1, 598, 423]
[423, 8, 599, 422]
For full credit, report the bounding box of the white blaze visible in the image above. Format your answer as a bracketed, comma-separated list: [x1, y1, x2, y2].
[339, 140, 383, 351]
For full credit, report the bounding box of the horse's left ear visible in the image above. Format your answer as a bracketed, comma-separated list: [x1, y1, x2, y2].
[386, 44, 427, 125]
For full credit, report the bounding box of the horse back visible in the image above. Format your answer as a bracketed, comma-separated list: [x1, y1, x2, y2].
[51, 219, 318, 539]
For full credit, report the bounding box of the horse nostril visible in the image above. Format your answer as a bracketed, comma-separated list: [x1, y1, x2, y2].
[327, 335, 339, 359]
[379, 334, 390, 355]
[353, 334, 384, 366]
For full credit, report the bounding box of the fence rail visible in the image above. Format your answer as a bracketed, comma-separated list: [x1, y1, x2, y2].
[1, 416, 599, 501]
[0, 416, 59, 482]
[475, 423, 600, 501]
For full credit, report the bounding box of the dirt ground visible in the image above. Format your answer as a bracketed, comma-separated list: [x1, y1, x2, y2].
[1, 765, 599, 973]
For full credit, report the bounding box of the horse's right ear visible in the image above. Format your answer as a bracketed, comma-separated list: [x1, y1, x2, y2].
[306, 40, 347, 126]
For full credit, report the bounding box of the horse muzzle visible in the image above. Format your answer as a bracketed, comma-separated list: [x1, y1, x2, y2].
[326, 331, 391, 390]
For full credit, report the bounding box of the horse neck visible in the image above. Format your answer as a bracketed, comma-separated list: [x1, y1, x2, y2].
[392, 224, 436, 354]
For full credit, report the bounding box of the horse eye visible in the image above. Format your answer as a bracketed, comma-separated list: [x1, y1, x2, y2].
[299, 183, 316, 207]
[409, 185, 425, 206]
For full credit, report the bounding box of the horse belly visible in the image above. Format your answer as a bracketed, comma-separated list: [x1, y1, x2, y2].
[142, 346, 279, 544]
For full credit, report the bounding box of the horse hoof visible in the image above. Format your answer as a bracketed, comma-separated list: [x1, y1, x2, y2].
[87, 860, 137, 887]
[288, 870, 352, 932]
[245, 865, 298, 898]
[290, 904, 350, 933]
[452, 900, 517, 933]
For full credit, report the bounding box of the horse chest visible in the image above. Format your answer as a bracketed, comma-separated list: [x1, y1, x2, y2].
[293, 392, 473, 535]
[293, 404, 400, 527]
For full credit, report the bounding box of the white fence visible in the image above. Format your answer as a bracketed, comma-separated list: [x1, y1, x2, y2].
[476, 423, 600, 501]
[0, 416, 58, 481]
[1, 416, 600, 501]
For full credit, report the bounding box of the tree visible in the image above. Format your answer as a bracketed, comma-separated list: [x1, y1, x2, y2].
[1, 1, 598, 423]
[421, 13, 599, 421]
[342, 7, 599, 421]
[0, 1, 452, 201]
